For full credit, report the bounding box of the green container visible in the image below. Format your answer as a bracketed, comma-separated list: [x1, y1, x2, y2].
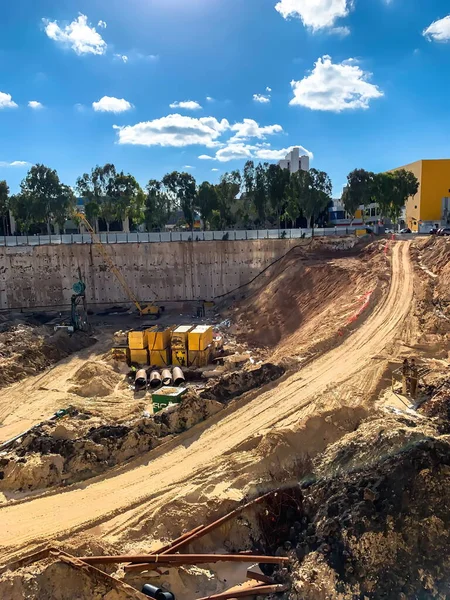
[152, 387, 187, 413]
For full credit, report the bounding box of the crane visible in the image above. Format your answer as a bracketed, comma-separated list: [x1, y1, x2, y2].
[75, 212, 161, 318]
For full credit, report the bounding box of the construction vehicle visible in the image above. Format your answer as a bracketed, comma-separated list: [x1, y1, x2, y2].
[75, 212, 162, 318]
[54, 268, 90, 333]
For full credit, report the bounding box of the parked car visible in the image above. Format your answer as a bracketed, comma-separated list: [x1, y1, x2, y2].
[399, 228, 412, 234]
[429, 227, 438, 235]
[437, 227, 450, 236]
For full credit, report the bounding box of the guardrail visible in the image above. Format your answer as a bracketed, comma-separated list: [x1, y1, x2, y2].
[0, 227, 360, 247]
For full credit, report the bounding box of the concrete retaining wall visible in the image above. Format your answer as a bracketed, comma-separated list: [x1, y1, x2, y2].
[0, 240, 302, 310]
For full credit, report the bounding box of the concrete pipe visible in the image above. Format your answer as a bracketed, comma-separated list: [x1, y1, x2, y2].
[172, 367, 185, 387]
[135, 369, 148, 392]
[161, 369, 173, 386]
[149, 370, 162, 389]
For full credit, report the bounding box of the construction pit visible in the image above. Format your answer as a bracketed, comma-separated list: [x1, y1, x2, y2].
[0, 236, 450, 599]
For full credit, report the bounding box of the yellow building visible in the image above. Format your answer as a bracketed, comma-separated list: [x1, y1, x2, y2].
[393, 159, 450, 231]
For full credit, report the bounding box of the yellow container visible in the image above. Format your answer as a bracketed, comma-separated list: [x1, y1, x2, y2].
[171, 325, 194, 349]
[130, 348, 149, 365]
[188, 325, 214, 352]
[188, 347, 212, 368]
[147, 328, 172, 351]
[150, 348, 170, 367]
[129, 331, 148, 350]
[111, 346, 129, 363]
[172, 348, 188, 367]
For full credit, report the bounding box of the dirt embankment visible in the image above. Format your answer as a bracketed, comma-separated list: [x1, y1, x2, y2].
[0, 324, 96, 389]
[411, 237, 450, 341]
[228, 241, 388, 361]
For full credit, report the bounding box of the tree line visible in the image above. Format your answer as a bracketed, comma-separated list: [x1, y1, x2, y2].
[0, 162, 419, 236]
[342, 168, 419, 224]
[0, 162, 333, 235]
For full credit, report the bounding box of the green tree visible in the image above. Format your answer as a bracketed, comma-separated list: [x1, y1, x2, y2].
[161, 171, 197, 228]
[9, 193, 34, 234]
[215, 171, 241, 228]
[76, 163, 117, 231]
[299, 168, 332, 235]
[14, 164, 75, 234]
[145, 180, 167, 230]
[266, 164, 290, 227]
[110, 172, 143, 230]
[254, 163, 268, 224]
[390, 169, 420, 224]
[342, 169, 376, 222]
[0, 180, 10, 235]
[197, 181, 218, 229]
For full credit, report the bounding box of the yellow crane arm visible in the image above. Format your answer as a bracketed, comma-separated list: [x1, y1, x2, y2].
[75, 213, 145, 314]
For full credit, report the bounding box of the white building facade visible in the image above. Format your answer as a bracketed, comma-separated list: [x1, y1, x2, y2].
[278, 147, 310, 174]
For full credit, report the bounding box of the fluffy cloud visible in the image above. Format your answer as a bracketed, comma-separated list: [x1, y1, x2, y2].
[114, 51, 158, 64]
[169, 100, 203, 110]
[184, 165, 195, 169]
[114, 54, 129, 63]
[206, 96, 214, 102]
[0, 92, 18, 109]
[114, 114, 230, 147]
[275, 0, 351, 31]
[423, 15, 450, 42]
[230, 119, 283, 141]
[93, 96, 133, 113]
[290, 55, 383, 111]
[211, 168, 220, 171]
[199, 142, 313, 163]
[43, 14, 107, 55]
[97, 20, 107, 28]
[0, 161, 30, 167]
[253, 94, 270, 103]
[28, 100, 44, 109]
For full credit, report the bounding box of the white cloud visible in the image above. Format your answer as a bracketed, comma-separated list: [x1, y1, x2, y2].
[275, 0, 352, 32]
[290, 55, 383, 112]
[230, 119, 283, 141]
[199, 142, 313, 163]
[183, 165, 195, 169]
[253, 94, 271, 104]
[170, 100, 203, 110]
[97, 20, 107, 29]
[28, 100, 44, 109]
[114, 114, 230, 147]
[423, 15, 450, 42]
[114, 51, 158, 64]
[211, 168, 220, 171]
[266, 86, 272, 92]
[206, 96, 214, 102]
[331, 26, 351, 36]
[43, 14, 107, 55]
[93, 96, 133, 113]
[0, 92, 18, 109]
[0, 161, 30, 167]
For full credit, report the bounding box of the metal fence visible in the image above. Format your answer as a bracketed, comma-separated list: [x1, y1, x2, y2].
[0, 227, 359, 247]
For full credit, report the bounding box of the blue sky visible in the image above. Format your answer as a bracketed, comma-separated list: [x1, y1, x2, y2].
[1, 0, 450, 195]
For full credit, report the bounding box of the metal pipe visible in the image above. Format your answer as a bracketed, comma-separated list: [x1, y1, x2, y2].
[149, 370, 162, 389]
[172, 367, 185, 387]
[161, 369, 172, 386]
[135, 369, 148, 391]
[195, 584, 288, 600]
[80, 554, 287, 566]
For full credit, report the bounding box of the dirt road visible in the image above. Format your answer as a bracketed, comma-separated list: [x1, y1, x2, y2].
[0, 242, 414, 561]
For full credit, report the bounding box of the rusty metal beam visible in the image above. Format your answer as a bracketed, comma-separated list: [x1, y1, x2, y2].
[80, 553, 287, 566]
[195, 584, 288, 600]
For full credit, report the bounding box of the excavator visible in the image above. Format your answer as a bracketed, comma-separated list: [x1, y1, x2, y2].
[75, 212, 162, 318]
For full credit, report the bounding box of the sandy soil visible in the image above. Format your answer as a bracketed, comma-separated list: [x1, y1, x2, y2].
[0, 241, 414, 562]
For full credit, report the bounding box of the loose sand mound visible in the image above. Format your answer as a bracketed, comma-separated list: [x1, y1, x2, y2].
[68, 362, 122, 398]
[0, 324, 95, 389]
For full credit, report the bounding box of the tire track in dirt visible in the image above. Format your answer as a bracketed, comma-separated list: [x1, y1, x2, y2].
[0, 242, 413, 561]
